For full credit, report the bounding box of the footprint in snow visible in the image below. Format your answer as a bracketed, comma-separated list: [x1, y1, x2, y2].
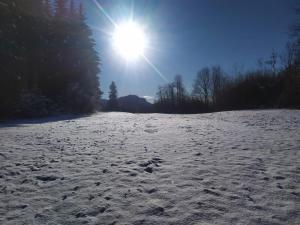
[88, 194, 95, 200]
[129, 172, 138, 177]
[36, 175, 58, 182]
[273, 175, 285, 180]
[73, 186, 80, 191]
[203, 189, 221, 196]
[146, 188, 157, 194]
[139, 157, 163, 168]
[87, 206, 107, 216]
[144, 167, 153, 173]
[125, 160, 135, 165]
[146, 206, 164, 216]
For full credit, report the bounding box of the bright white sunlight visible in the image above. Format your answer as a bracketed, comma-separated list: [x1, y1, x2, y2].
[112, 21, 147, 61]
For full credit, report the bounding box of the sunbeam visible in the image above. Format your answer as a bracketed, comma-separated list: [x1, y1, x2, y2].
[142, 54, 169, 82]
[92, 0, 118, 28]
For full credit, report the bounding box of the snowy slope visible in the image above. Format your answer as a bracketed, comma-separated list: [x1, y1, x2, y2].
[0, 110, 299, 225]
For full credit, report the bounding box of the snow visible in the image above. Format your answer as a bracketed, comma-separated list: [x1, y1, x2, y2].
[0, 110, 299, 225]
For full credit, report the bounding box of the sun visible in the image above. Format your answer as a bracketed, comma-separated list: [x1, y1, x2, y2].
[112, 21, 147, 61]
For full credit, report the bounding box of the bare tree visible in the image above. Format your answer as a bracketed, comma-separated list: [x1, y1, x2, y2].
[192, 67, 210, 105]
[167, 83, 175, 107]
[156, 83, 175, 106]
[280, 42, 297, 70]
[266, 49, 278, 76]
[232, 63, 245, 78]
[174, 74, 186, 105]
[211, 65, 223, 106]
[156, 86, 163, 102]
[257, 57, 268, 75]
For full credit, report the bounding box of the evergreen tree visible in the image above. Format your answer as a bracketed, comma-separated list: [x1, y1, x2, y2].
[70, 0, 75, 17]
[0, 0, 102, 117]
[108, 81, 119, 111]
[55, 0, 68, 18]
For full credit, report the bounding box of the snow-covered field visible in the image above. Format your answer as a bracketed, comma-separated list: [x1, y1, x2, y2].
[0, 110, 299, 225]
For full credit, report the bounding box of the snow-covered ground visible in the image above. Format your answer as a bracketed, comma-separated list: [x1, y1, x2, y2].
[0, 110, 299, 225]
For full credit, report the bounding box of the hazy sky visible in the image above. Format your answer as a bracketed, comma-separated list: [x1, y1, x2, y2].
[84, 0, 298, 101]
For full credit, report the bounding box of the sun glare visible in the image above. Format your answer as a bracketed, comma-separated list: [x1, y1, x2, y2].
[112, 21, 147, 61]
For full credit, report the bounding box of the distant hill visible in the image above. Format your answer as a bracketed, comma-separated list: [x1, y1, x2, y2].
[101, 95, 154, 113]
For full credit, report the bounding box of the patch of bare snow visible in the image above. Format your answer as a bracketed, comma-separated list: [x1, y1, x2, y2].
[0, 110, 299, 225]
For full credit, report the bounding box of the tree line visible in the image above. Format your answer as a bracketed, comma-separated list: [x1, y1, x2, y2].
[155, 6, 300, 113]
[155, 43, 300, 113]
[0, 0, 101, 118]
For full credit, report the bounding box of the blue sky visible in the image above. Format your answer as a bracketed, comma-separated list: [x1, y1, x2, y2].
[84, 0, 298, 101]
